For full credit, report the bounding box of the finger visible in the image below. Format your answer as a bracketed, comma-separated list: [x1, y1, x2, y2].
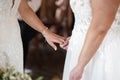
[63, 46, 68, 50]
[69, 76, 72, 80]
[70, 75, 74, 80]
[67, 37, 71, 40]
[60, 45, 66, 50]
[54, 35, 66, 44]
[60, 39, 69, 48]
[56, 35, 66, 40]
[58, 37, 66, 44]
[70, 72, 73, 80]
[62, 41, 69, 47]
[60, 43, 68, 50]
[48, 41, 57, 51]
[53, 37, 65, 44]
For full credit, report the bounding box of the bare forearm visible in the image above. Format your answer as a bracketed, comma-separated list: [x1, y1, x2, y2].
[77, 0, 120, 69]
[18, 1, 46, 33]
[69, 0, 120, 80]
[17, 0, 66, 51]
[77, 25, 107, 68]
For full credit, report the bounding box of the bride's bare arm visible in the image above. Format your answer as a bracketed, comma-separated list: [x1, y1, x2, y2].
[70, 0, 120, 80]
[18, 0, 65, 50]
[78, 0, 120, 70]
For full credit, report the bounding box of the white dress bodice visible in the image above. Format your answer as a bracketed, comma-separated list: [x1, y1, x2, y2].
[0, 0, 23, 72]
[70, 0, 120, 29]
[0, 0, 20, 13]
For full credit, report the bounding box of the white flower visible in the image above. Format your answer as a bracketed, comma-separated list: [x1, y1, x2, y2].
[0, 67, 32, 80]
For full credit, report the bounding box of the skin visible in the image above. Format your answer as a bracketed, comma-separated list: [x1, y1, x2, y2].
[61, 0, 120, 80]
[18, 0, 65, 51]
[60, 37, 70, 50]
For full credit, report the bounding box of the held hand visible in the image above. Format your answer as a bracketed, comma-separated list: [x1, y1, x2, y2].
[60, 37, 70, 50]
[42, 28, 65, 51]
[70, 64, 84, 80]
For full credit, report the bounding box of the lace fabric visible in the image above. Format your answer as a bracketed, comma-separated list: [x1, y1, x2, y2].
[62, 0, 120, 80]
[0, 0, 23, 73]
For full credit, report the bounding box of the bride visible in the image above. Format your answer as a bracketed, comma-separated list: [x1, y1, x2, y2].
[0, 0, 65, 73]
[61, 0, 120, 80]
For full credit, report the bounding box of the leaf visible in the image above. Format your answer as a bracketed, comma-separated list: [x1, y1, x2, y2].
[36, 76, 44, 80]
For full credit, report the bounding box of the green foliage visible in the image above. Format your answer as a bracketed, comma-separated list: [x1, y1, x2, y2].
[0, 67, 32, 80]
[36, 76, 44, 80]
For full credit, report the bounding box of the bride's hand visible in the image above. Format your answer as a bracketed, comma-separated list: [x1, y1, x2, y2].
[42, 28, 65, 51]
[70, 64, 84, 80]
[60, 37, 70, 50]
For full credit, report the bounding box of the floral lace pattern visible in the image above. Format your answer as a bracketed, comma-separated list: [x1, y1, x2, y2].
[0, 0, 23, 73]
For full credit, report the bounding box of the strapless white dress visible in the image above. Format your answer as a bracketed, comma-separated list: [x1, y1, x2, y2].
[63, 0, 120, 80]
[0, 0, 23, 72]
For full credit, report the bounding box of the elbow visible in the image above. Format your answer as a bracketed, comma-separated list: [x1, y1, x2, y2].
[18, 6, 25, 16]
[18, 6, 30, 18]
[91, 25, 111, 35]
[18, 3, 30, 16]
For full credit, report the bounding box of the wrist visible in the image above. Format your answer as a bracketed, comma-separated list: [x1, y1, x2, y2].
[77, 60, 86, 70]
[41, 27, 48, 37]
[77, 64, 85, 70]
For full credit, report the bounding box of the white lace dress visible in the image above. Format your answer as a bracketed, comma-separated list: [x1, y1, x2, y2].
[62, 0, 120, 80]
[0, 0, 23, 72]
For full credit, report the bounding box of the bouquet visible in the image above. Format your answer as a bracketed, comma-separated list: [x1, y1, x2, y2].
[0, 67, 32, 80]
[0, 52, 43, 80]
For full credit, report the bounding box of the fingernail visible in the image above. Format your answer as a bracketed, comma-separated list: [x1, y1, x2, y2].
[55, 47, 57, 51]
[60, 44, 63, 47]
